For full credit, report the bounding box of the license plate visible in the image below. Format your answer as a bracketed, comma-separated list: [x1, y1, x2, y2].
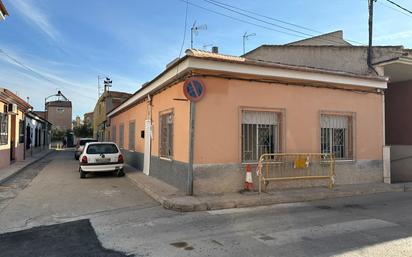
[96, 158, 110, 163]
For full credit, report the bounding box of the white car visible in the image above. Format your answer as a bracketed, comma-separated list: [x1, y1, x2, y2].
[79, 142, 124, 179]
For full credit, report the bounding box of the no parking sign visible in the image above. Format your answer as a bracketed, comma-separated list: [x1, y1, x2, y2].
[183, 78, 205, 102]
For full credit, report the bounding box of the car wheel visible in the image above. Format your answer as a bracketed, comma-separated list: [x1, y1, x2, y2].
[116, 169, 125, 177]
[80, 169, 87, 179]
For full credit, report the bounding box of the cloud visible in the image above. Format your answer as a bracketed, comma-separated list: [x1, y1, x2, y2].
[10, 0, 60, 42]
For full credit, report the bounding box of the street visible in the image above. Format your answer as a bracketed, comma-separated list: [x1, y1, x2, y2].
[1, 150, 412, 257]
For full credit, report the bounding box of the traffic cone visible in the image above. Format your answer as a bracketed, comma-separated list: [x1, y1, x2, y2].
[244, 164, 254, 191]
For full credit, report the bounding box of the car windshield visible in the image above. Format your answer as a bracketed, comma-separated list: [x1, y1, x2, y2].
[86, 144, 119, 154]
[79, 139, 97, 146]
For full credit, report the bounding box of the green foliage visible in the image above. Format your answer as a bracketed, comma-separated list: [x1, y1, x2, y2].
[51, 128, 65, 141]
[73, 124, 93, 138]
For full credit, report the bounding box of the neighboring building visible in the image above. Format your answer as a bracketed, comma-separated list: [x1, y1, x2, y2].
[107, 47, 387, 195]
[244, 30, 412, 183]
[25, 111, 52, 156]
[0, 0, 8, 20]
[0, 88, 32, 169]
[83, 112, 93, 126]
[75, 116, 81, 127]
[45, 100, 72, 131]
[93, 90, 131, 141]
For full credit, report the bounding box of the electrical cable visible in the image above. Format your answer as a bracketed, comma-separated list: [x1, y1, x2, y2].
[179, 0, 189, 57]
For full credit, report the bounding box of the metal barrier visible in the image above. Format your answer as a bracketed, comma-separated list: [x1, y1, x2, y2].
[257, 153, 335, 193]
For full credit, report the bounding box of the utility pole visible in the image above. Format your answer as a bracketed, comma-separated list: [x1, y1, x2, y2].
[367, 0, 376, 67]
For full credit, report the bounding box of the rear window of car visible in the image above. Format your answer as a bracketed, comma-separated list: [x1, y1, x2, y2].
[86, 144, 119, 154]
[79, 139, 97, 146]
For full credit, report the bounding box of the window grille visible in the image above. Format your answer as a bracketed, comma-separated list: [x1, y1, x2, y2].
[112, 125, 116, 142]
[321, 114, 353, 159]
[159, 112, 173, 159]
[0, 113, 7, 145]
[19, 120, 25, 144]
[119, 123, 124, 148]
[241, 110, 280, 162]
[128, 121, 135, 150]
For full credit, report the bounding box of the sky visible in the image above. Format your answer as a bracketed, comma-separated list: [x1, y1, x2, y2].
[1, 0, 412, 119]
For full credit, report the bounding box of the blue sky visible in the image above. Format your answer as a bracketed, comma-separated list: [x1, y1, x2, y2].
[1, 0, 412, 118]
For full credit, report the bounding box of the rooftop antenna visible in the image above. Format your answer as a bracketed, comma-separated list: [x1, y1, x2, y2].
[191, 21, 207, 49]
[243, 32, 256, 54]
[97, 75, 110, 97]
[104, 77, 112, 92]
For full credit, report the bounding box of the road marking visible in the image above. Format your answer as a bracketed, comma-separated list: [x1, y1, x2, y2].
[207, 202, 309, 215]
[254, 219, 398, 246]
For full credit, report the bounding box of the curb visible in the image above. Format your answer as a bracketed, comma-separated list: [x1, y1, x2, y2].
[125, 172, 410, 212]
[0, 150, 55, 184]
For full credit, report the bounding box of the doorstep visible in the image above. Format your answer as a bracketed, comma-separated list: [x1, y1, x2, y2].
[0, 149, 54, 184]
[124, 165, 408, 212]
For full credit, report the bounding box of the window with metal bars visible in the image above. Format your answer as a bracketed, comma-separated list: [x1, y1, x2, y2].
[241, 110, 280, 163]
[112, 125, 116, 143]
[320, 114, 353, 160]
[119, 123, 124, 148]
[19, 120, 25, 144]
[128, 121, 135, 150]
[0, 113, 7, 145]
[159, 111, 173, 159]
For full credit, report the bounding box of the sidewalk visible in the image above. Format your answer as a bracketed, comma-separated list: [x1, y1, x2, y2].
[124, 165, 412, 212]
[0, 149, 54, 184]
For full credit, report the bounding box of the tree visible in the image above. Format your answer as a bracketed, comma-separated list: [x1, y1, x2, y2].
[73, 124, 93, 138]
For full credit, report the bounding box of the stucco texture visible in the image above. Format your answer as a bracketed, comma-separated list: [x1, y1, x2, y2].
[194, 76, 383, 164]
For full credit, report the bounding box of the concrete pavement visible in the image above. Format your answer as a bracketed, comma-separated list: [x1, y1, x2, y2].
[0, 150, 159, 233]
[2, 151, 412, 256]
[125, 165, 412, 212]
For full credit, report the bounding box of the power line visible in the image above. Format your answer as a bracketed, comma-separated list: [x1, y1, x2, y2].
[384, 0, 412, 15]
[177, 0, 308, 39]
[377, 0, 412, 17]
[0, 49, 96, 100]
[203, 0, 367, 46]
[179, 0, 189, 57]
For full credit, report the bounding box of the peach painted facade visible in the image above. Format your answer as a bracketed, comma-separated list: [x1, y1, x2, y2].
[108, 52, 386, 194]
[194, 76, 383, 164]
[110, 82, 190, 163]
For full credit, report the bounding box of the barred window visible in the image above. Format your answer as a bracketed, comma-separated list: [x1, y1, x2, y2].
[112, 125, 116, 143]
[241, 110, 281, 162]
[128, 121, 135, 150]
[159, 111, 173, 159]
[119, 123, 124, 149]
[0, 113, 8, 145]
[321, 114, 354, 160]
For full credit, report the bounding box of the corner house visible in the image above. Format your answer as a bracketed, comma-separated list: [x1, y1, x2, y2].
[108, 49, 387, 195]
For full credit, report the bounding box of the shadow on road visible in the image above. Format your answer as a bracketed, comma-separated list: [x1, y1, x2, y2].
[0, 219, 134, 257]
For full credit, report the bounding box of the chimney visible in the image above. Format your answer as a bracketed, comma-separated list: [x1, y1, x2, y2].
[212, 46, 219, 54]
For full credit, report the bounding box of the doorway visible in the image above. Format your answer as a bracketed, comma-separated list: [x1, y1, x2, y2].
[10, 115, 16, 162]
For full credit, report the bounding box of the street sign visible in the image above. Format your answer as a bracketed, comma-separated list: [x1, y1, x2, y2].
[183, 78, 205, 102]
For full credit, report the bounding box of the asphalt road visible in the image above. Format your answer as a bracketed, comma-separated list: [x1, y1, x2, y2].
[1, 150, 412, 257]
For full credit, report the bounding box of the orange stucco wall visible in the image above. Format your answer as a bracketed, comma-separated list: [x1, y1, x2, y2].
[110, 81, 190, 163]
[111, 100, 147, 153]
[194, 76, 383, 164]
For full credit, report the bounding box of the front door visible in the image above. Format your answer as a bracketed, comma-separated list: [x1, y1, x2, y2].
[143, 119, 151, 175]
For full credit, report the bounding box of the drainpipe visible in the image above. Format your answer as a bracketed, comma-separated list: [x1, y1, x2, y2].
[187, 101, 195, 196]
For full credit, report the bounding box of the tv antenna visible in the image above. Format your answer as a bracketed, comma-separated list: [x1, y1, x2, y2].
[202, 44, 213, 50]
[243, 32, 256, 54]
[191, 21, 207, 49]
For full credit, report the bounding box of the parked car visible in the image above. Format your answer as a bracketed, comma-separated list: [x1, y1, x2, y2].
[79, 142, 124, 179]
[74, 138, 97, 160]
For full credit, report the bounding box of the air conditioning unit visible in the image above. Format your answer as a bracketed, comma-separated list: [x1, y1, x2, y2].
[8, 103, 17, 114]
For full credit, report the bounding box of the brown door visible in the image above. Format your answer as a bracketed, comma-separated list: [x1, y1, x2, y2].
[10, 115, 16, 161]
